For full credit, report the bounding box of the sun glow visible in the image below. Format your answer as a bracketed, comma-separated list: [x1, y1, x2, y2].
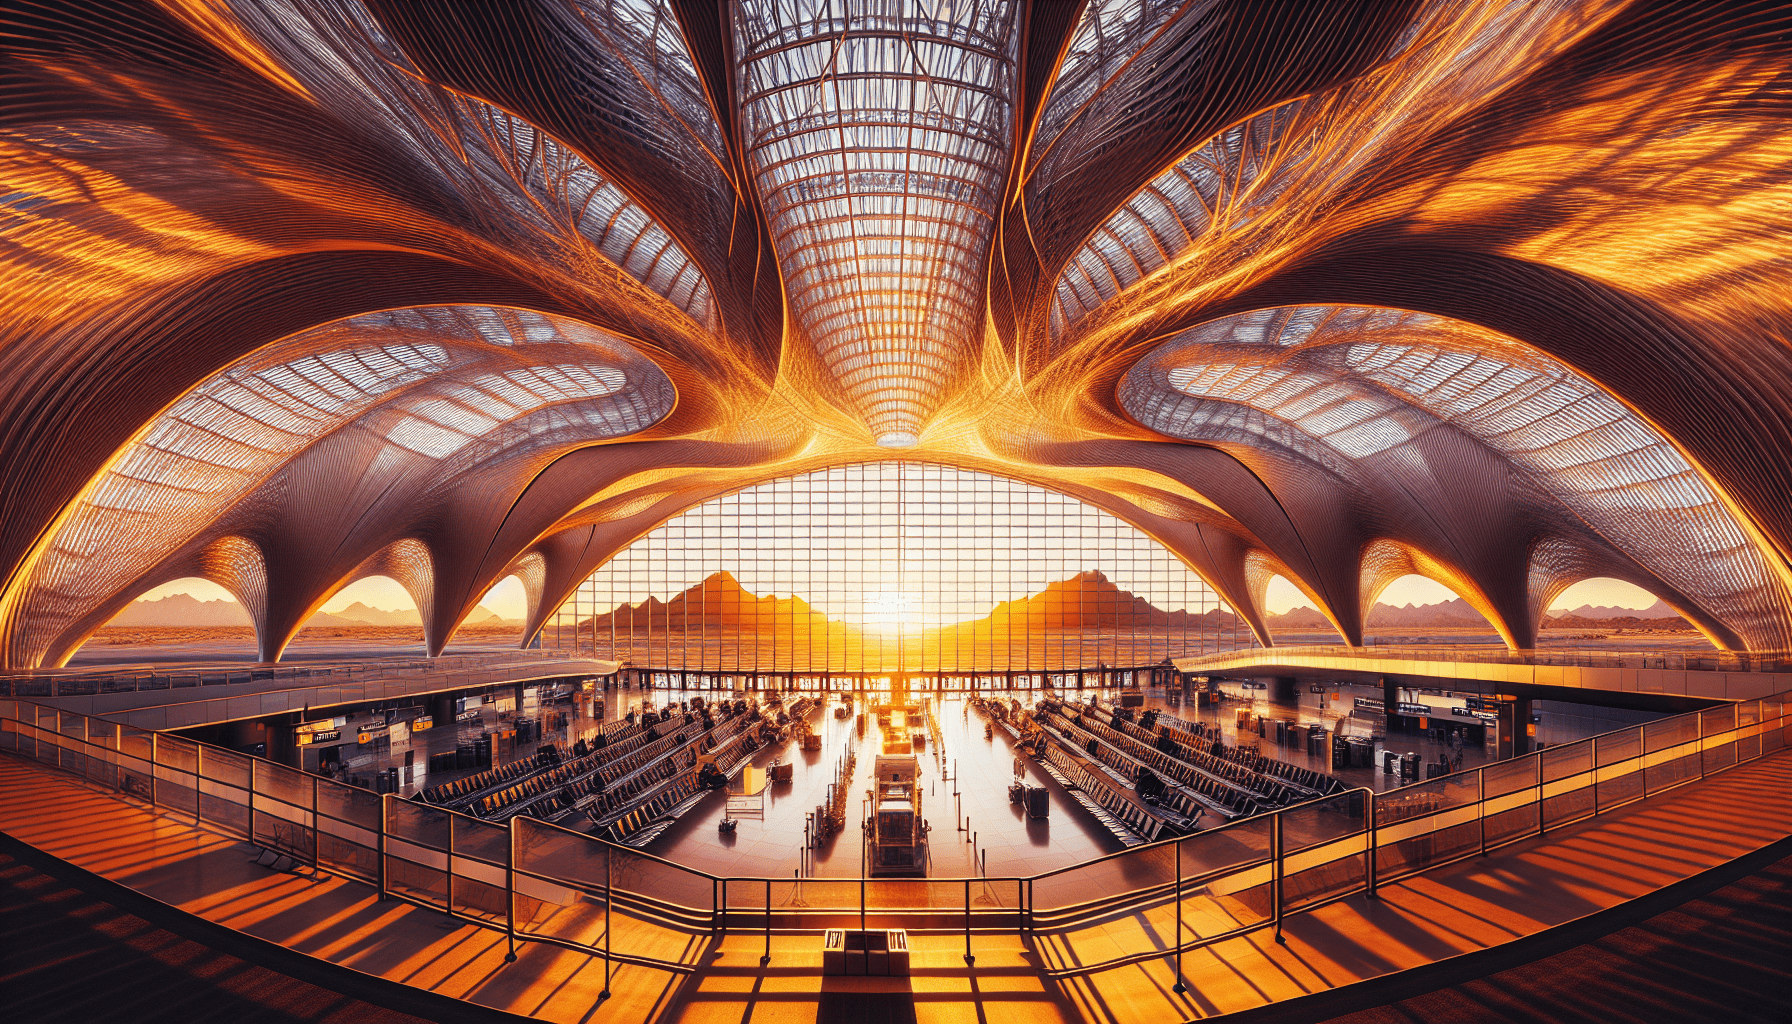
[862, 592, 923, 635]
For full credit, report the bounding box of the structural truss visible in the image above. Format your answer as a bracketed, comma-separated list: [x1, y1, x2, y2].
[3, 0, 1792, 667]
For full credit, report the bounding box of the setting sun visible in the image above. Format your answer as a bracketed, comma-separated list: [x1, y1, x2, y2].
[862, 592, 921, 635]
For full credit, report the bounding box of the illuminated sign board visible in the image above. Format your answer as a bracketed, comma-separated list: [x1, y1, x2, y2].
[1352, 698, 1431, 716]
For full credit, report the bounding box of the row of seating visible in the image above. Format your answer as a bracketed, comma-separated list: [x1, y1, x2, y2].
[589, 750, 690, 821]
[1050, 708, 1258, 820]
[421, 749, 551, 805]
[602, 777, 703, 845]
[584, 715, 770, 840]
[1037, 743, 1162, 845]
[495, 721, 731, 826]
[583, 713, 760, 821]
[704, 724, 760, 778]
[1097, 703, 1313, 806]
[441, 708, 729, 818]
[465, 709, 735, 819]
[1221, 747, 1343, 797]
[1145, 707, 1339, 798]
[1036, 714, 1208, 827]
[1078, 710, 1263, 815]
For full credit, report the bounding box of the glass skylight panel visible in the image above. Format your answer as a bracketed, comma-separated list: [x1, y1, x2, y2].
[736, 0, 1017, 446]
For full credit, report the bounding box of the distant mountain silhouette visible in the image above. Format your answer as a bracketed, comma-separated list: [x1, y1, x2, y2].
[108, 594, 515, 629]
[308, 601, 422, 627]
[109, 593, 251, 627]
[1262, 598, 1488, 630]
[305, 603, 515, 628]
[1365, 597, 1488, 628]
[1552, 599, 1677, 620]
[1264, 606, 1330, 628]
[1265, 595, 1689, 631]
[582, 570, 1241, 634]
[585, 571, 840, 632]
[984, 570, 1237, 628]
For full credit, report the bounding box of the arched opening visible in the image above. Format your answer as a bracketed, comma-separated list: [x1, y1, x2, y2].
[68, 577, 256, 666]
[1260, 574, 1339, 642]
[1543, 578, 1690, 635]
[1364, 574, 1499, 638]
[105, 577, 249, 627]
[300, 576, 422, 634]
[444, 575, 529, 651]
[543, 461, 1256, 673]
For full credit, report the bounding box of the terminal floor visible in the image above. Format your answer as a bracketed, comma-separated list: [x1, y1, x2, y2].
[1306, 844, 1792, 1024]
[0, 833, 484, 1024]
[646, 695, 1127, 879]
[1, 747, 1788, 1024]
[295, 687, 1491, 881]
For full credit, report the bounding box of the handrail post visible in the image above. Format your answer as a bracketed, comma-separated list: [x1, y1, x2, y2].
[1592, 737, 1601, 817]
[1367, 789, 1379, 896]
[504, 818, 517, 963]
[1478, 767, 1487, 856]
[308, 775, 319, 867]
[762, 879, 772, 966]
[1535, 751, 1545, 837]
[603, 845, 612, 998]
[1272, 811, 1285, 944]
[1172, 835, 1185, 994]
[964, 878, 975, 964]
[1697, 709, 1706, 780]
[1639, 725, 1649, 800]
[377, 793, 389, 902]
[446, 810, 455, 919]
[149, 732, 159, 807]
[246, 760, 256, 846]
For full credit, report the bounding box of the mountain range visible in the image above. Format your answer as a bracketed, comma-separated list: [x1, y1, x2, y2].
[108, 593, 516, 628]
[113, 579, 1682, 635]
[585, 570, 841, 632]
[1266, 596, 1683, 630]
[584, 569, 1246, 635]
[984, 570, 1244, 629]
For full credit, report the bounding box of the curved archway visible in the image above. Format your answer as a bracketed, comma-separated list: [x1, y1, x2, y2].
[57, 578, 256, 666]
[1364, 574, 1499, 638]
[306, 576, 422, 630]
[1542, 578, 1704, 645]
[1257, 573, 1335, 641]
[443, 575, 529, 653]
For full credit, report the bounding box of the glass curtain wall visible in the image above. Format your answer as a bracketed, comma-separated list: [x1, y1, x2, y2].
[546, 462, 1253, 673]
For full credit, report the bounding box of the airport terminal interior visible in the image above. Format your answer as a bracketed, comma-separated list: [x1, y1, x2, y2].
[3, 2, 1792, 1023]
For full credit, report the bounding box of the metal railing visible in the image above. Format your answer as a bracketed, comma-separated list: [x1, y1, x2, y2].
[0, 649, 579, 699]
[1182, 645, 1792, 675]
[1, 688, 1786, 986]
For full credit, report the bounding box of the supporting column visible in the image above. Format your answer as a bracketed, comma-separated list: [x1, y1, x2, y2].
[1382, 676, 1401, 737]
[1513, 697, 1535, 757]
[430, 692, 456, 730]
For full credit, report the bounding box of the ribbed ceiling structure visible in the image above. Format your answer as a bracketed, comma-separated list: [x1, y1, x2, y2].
[3, 0, 1791, 667]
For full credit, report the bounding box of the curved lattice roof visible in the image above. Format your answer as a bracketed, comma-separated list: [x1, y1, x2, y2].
[3, 0, 1790, 665]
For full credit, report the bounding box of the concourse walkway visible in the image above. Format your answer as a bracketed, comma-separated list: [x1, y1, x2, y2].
[1, 748, 1788, 1024]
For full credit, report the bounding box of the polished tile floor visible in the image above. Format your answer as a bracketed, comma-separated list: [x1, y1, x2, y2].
[335, 687, 1502, 877]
